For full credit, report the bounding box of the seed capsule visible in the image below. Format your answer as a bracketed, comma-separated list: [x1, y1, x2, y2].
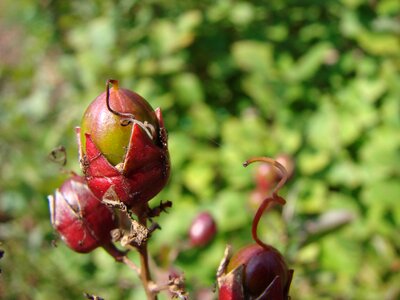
[78, 80, 170, 209]
[48, 175, 117, 253]
[226, 244, 292, 299]
[189, 212, 217, 247]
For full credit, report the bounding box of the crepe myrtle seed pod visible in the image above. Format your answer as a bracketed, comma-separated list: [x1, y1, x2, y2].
[189, 212, 217, 247]
[77, 79, 170, 209]
[48, 175, 117, 253]
[218, 157, 293, 300]
[218, 244, 293, 300]
[224, 244, 292, 300]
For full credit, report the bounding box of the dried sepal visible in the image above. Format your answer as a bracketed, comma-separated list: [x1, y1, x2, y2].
[218, 264, 245, 300]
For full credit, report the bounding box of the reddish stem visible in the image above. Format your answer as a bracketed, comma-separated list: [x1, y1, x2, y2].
[244, 157, 288, 249]
[137, 212, 157, 300]
[251, 196, 286, 250]
[102, 242, 140, 274]
[243, 157, 288, 197]
[251, 197, 274, 249]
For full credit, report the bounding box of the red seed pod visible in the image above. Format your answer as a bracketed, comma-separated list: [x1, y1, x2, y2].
[48, 175, 117, 253]
[219, 244, 293, 300]
[77, 80, 170, 209]
[219, 157, 293, 300]
[225, 244, 292, 300]
[189, 212, 217, 247]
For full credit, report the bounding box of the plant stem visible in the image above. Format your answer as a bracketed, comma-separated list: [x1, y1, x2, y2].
[122, 256, 141, 274]
[137, 213, 157, 300]
[102, 243, 141, 275]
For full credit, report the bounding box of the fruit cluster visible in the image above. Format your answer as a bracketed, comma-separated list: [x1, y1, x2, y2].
[48, 79, 170, 255]
[47, 80, 293, 299]
[217, 157, 294, 300]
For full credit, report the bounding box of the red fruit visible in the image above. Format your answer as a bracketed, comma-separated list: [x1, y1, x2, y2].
[48, 175, 117, 253]
[189, 212, 217, 247]
[219, 157, 293, 300]
[226, 244, 292, 299]
[77, 80, 170, 209]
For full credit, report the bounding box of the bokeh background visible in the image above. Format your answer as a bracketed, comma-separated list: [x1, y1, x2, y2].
[1, 0, 399, 299]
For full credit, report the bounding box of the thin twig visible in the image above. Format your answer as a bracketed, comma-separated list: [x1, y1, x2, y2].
[137, 213, 157, 300]
[121, 256, 141, 275]
[243, 157, 289, 250]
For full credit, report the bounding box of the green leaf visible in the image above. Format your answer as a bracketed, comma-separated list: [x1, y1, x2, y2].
[183, 159, 215, 198]
[285, 42, 332, 82]
[171, 73, 204, 105]
[362, 179, 400, 207]
[213, 190, 251, 232]
[358, 32, 400, 56]
[231, 40, 274, 75]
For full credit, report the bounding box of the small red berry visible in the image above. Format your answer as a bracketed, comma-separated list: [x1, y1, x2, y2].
[189, 212, 217, 247]
[219, 157, 294, 300]
[48, 175, 117, 253]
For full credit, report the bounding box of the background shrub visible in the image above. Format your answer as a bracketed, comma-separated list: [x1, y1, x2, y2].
[0, 0, 399, 299]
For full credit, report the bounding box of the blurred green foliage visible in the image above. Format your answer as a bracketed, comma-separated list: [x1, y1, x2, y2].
[1, 0, 399, 299]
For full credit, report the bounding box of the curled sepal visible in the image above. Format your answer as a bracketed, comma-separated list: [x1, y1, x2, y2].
[155, 107, 168, 148]
[251, 270, 293, 300]
[123, 120, 167, 176]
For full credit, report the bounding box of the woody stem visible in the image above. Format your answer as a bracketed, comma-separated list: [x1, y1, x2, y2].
[243, 157, 289, 249]
[102, 242, 140, 275]
[137, 213, 157, 300]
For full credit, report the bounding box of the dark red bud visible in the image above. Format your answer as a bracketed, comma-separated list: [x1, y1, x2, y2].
[226, 244, 292, 300]
[221, 157, 293, 299]
[48, 175, 117, 253]
[189, 212, 217, 247]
